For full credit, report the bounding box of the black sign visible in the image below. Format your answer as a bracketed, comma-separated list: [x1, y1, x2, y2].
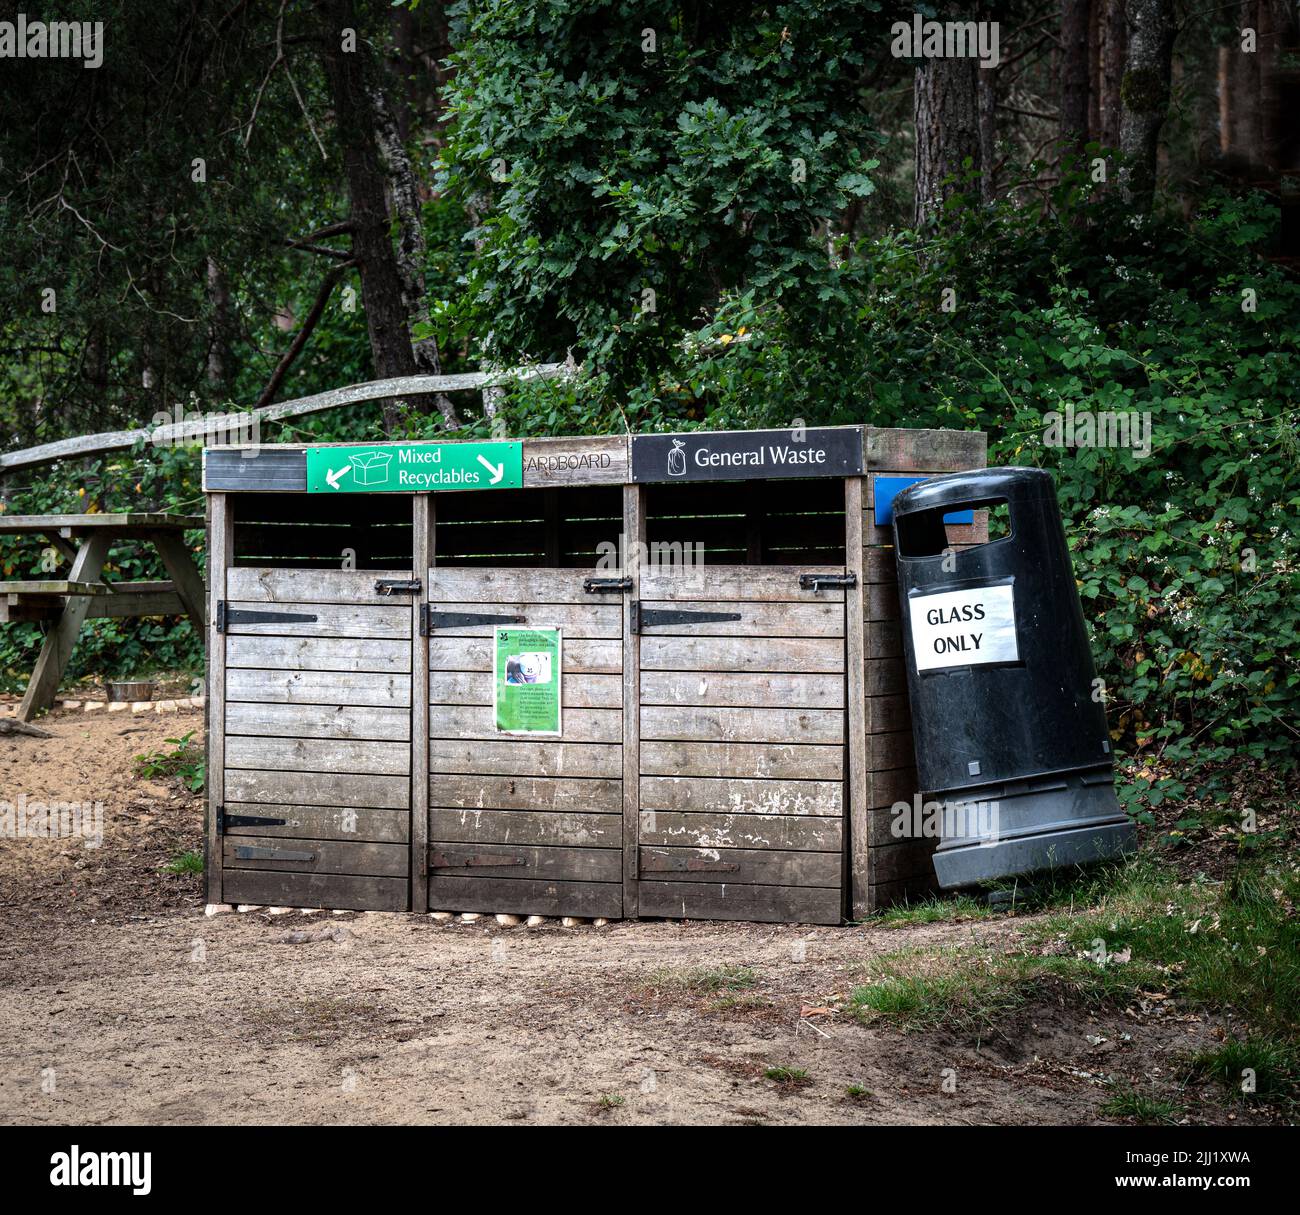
[631, 427, 863, 483]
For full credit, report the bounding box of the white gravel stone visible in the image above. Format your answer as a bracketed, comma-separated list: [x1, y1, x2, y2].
[494, 913, 522, 927]
[460, 912, 481, 923]
[203, 903, 234, 917]
[106, 702, 129, 713]
[561, 917, 586, 928]
[130, 701, 152, 714]
[429, 911, 454, 922]
[236, 904, 263, 913]
[525, 915, 546, 927]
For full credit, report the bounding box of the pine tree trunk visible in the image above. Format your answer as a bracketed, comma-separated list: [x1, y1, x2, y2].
[1100, 0, 1127, 148]
[914, 57, 982, 227]
[321, 1, 420, 433]
[1061, 0, 1093, 150]
[1118, 0, 1175, 211]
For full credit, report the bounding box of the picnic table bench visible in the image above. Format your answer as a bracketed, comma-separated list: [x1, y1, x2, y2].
[0, 513, 206, 721]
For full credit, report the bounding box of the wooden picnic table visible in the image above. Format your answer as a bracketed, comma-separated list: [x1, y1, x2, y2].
[0, 513, 206, 721]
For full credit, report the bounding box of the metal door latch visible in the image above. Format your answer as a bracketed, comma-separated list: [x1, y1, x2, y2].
[374, 578, 422, 596]
[583, 577, 632, 593]
[798, 572, 857, 593]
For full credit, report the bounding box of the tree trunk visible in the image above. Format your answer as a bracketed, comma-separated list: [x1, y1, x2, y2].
[914, 57, 982, 227]
[1061, 0, 1093, 151]
[368, 76, 459, 427]
[1100, 0, 1127, 148]
[1088, 0, 1103, 140]
[205, 258, 232, 391]
[1118, 0, 1175, 211]
[977, 68, 997, 201]
[321, 1, 420, 433]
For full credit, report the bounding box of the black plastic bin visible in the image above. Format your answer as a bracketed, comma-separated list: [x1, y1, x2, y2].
[891, 467, 1134, 888]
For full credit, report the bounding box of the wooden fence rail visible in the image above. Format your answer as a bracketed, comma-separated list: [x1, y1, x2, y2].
[0, 364, 571, 475]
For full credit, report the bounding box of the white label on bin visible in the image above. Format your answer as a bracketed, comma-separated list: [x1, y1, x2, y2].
[908, 585, 1019, 672]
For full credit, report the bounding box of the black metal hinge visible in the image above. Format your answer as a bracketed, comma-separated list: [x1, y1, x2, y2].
[216, 809, 288, 834]
[583, 576, 632, 593]
[798, 572, 858, 593]
[630, 602, 742, 633]
[215, 602, 318, 633]
[374, 578, 422, 596]
[421, 606, 526, 635]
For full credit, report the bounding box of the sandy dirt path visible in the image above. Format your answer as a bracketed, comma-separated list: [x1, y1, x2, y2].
[0, 706, 1234, 1126]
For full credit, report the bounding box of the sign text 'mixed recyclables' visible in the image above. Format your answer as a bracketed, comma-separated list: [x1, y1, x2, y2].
[306, 441, 523, 493]
[631, 427, 864, 483]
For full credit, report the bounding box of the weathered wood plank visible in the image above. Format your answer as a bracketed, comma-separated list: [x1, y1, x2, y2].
[223, 836, 409, 877]
[223, 803, 410, 843]
[865, 427, 986, 472]
[428, 705, 621, 743]
[638, 811, 842, 852]
[639, 775, 842, 816]
[639, 846, 841, 888]
[222, 870, 408, 911]
[866, 693, 911, 734]
[865, 657, 906, 697]
[866, 620, 901, 659]
[424, 601, 621, 638]
[638, 881, 841, 925]
[411, 494, 432, 914]
[639, 670, 844, 709]
[226, 736, 410, 776]
[429, 739, 622, 779]
[521, 435, 629, 487]
[428, 636, 620, 674]
[227, 567, 413, 604]
[641, 740, 843, 781]
[206, 493, 230, 904]
[226, 702, 410, 741]
[225, 669, 411, 707]
[870, 767, 919, 811]
[639, 635, 844, 673]
[430, 774, 622, 814]
[639, 566, 845, 603]
[427, 567, 615, 604]
[426, 876, 621, 918]
[226, 634, 411, 672]
[428, 842, 621, 883]
[638, 600, 844, 637]
[429, 670, 621, 708]
[640, 705, 843, 745]
[844, 473, 869, 924]
[224, 768, 410, 810]
[430, 808, 621, 849]
[622, 483, 644, 919]
[223, 601, 411, 639]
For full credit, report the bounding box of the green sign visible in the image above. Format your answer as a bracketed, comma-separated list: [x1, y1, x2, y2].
[494, 627, 562, 735]
[306, 441, 523, 493]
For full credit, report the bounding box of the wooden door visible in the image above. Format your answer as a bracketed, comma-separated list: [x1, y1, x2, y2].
[218, 568, 414, 911]
[636, 566, 847, 924]
[425, 568, 625, 918]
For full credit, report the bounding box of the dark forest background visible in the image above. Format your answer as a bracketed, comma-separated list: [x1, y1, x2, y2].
[0, 1, 1296, 795]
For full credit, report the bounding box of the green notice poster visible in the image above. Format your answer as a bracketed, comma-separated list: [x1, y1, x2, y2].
[494, 627, 562, 735]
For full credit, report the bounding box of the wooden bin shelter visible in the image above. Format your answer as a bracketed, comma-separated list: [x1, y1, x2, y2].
[203, 425, 985, 923]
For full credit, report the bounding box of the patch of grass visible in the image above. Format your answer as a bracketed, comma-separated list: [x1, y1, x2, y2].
[1037, 859, 1300, 1034]
[595, 1094, 624, 1111]
[161, 849, 203, 875]
[1184, 1035, 1300, 1108]
[845, 1083, 870, 1100]
[764, 1065, 810, 1090]
[648, 963, 758, 995]
[1100, 1084, 1184, 1125]
[854, 857, 1300, 1056]
[134, 731, 205, 793]
[876, 894, 996, 927]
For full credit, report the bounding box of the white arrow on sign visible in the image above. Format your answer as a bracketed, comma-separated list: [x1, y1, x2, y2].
[476, 453, 505, 485]
[325, 465, 352, 490]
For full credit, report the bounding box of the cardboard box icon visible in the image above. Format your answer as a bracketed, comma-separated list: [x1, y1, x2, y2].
[348, 451, 392, 486]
